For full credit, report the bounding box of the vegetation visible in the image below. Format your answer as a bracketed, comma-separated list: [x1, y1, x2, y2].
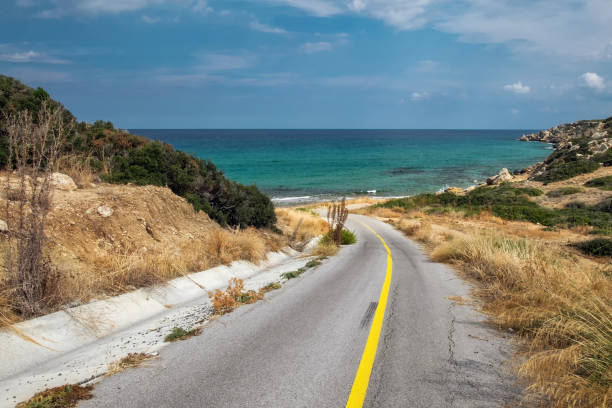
[531, 131, 610, 183]
[374, 208, 612, 408]
[0, 74, 275, 228]
[164, 326, 201, 342]
[275, 207, 328, 246]
[107, 353, 155, 375]
[375, 184, 611, 234]
[536, 159, 600, 183]
[320, 229, 357, 245]
[207, 277, 264, 315]
[327, 198, 349, 245]
[573, 238, 612, 257]
[585, 175, 612, 191]
[546, 186, 583, 197]
[16, 384, 93, 408]
[3, 103, 70, 317]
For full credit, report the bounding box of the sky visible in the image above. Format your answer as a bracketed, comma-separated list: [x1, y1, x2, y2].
[1, 0, 611, 129]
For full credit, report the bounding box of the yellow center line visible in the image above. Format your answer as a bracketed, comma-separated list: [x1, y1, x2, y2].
[346, 220, 393, 408]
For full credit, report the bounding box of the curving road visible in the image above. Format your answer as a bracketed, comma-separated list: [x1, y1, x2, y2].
[81, 214, 521, 408]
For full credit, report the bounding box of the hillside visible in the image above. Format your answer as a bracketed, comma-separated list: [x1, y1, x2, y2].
[0, 75, 275, 228]
[356, 117, 611, 408]
[520, 116, 612, 183]
[0, 180, 284, 320]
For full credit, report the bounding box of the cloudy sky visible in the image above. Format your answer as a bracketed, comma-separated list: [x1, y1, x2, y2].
[1, 0, 611, 128]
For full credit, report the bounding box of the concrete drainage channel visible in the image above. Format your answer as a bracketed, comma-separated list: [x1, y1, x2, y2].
[0, 240, 321, 407]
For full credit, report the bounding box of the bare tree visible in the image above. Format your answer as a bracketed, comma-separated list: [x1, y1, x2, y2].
[3, 102, 70, 316]
[327, 197, 348, 245]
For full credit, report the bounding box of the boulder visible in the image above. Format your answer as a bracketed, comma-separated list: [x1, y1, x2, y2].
[97, 205, 114, 217]
[0, 219, 7, 232]
[444, 187, 464, 194]
[50, 172, 77, 191]
[486, 168, 513, 185]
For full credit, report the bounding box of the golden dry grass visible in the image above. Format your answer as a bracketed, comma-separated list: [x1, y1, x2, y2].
[208, 277, 264, 315]
[275, 207, 328, 245]
[106, 352, 156, 376]
[0, 181, 286, 327]
[385, 207, 611, 408]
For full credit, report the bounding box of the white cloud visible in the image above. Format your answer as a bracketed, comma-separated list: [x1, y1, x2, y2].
[192, 0, 212, 13]
[266, 0, 342, 17]
[270, 0, 612, 59]
[581, 72, 605, 90]
[300, 41, 333, 54]
[437, 0, 612, 59]
[410, 91, 429, 101]
[141, 15, 160, 23]
[503, 81, 530, 94]
[34, 0, 209, 16]
[250, 20, 288, 34]
[0, 49, 70, 64]
[511, 108, 519, 115]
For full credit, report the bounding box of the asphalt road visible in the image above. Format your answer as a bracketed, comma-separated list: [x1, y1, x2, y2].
[81, 214, 521, 408]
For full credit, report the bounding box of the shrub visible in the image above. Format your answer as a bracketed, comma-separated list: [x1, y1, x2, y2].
[207, 278, 264, 315]
[546, 187, 583, 197]
[374, 184, 612, 233]
[573, 238, 612, 257]
[340, 229, 357, 244]
[535, 159, 600, 183]
[0, 74, 276, 229]
[320, 229, 357, 245]
[16, 384, 93, 408]
[164, 327, 201, 342]
[591, 148, 612, 166]
[585, 175, 612, 191]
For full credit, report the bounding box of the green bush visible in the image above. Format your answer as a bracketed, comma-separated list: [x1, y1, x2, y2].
[340, 229, 357, 245]
[546, 187, 584, 197]
[591, 148, 612, 167]
[0, 74, 276, 229]
[535, 159, 600, 183]
[572, 238, 612, 257]
[375, 184, 611, 234]
[585, 176, 612, 191]
[320, 229, 357, 245]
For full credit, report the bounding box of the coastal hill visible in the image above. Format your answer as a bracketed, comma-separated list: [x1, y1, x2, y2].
[0, 74, 275, 228]
[0, 75, 317, 325]
[520, 117, 611, 183]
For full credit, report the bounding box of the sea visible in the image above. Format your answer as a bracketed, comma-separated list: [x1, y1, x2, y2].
[130, 129, 551, 206]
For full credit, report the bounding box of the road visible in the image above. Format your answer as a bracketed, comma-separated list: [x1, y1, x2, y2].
[81, 214, 521, 407]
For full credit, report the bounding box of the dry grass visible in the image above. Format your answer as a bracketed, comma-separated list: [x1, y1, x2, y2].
[386, 208, 611, 408]
[106, 352, 156, 376]
[55, 154, 100, 188]
[208, 277, 264, 315]
[0, 182, 285, 327]
[16, 384, 94, 408]
[275, 208, 328, 246]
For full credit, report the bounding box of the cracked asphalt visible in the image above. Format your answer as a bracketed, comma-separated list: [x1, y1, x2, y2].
[80, 214, 521, 407]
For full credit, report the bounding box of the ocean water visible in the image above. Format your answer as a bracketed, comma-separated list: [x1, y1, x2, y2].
[130, 129, 550, 204]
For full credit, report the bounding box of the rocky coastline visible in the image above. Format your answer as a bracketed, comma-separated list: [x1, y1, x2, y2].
[444, 116, 611, 194]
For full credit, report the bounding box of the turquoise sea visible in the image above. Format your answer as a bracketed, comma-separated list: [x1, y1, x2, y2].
[130, 129, 551, 204]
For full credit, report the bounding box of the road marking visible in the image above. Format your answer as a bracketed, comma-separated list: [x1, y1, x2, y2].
[346, 221, 393, 408]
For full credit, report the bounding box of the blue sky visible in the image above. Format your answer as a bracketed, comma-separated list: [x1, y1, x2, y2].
[1, 0, 611, 129]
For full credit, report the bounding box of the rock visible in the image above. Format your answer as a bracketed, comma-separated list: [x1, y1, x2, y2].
[50, 172, 77, 191]
[486, 168, 513, 185]
[97, 206, 114, 217]
[0, 220, 7, 232]
[592, 131, 607, 140]
[464, 185, 477, 192]
[444, 187, 464, 194]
